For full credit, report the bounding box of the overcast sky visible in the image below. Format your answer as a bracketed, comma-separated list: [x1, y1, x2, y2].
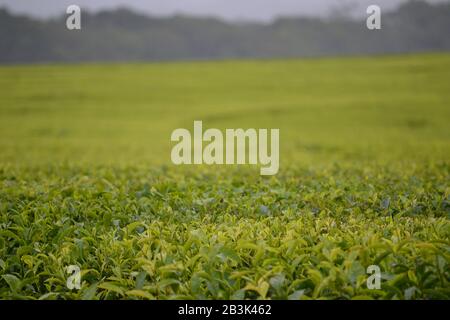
[0, 0, 447, 21]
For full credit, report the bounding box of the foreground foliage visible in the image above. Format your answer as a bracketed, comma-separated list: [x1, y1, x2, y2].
[0, 54, 449, 299]
[1, 165, 448, 299]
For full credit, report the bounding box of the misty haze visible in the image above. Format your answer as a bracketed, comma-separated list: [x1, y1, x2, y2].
[1, 1, 449, 63]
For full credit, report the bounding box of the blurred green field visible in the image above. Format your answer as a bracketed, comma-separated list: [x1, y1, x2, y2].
[1, 53, 449, 167]
[0, 54, 449, 300]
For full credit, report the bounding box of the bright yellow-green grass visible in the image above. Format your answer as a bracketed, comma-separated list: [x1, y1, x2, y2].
[1, 53, 449, 167]
[0, 53, 449, 300]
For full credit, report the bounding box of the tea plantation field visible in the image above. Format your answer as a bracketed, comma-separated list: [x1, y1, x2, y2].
[0, 53, 449, 299]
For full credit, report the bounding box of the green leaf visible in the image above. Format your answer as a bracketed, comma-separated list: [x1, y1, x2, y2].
[98, 282, 124, 296]
[2, 274, 21, 292]
[82, 283, 98, 300]
[126, 290, 154, 299]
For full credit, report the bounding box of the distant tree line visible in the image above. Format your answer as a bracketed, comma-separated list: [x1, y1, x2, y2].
[0, 1, 449, 63]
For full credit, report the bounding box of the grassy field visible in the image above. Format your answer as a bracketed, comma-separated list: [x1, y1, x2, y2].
[0, 53, 449, 299]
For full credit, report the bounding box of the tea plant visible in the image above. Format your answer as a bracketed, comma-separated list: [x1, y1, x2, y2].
[0, 165, 448, 299]
[0, 53, 449, 299]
